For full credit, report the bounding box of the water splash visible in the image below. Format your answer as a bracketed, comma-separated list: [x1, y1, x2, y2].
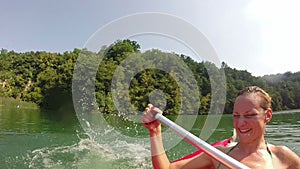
[23, 129, 152, 169]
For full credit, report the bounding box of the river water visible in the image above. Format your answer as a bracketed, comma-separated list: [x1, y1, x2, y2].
[0, 104, 299, 169]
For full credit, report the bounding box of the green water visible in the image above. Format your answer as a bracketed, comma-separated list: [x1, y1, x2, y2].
[0, 102, 299, 168]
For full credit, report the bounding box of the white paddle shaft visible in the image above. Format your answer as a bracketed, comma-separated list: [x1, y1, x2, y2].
[154, 113, 250, 169]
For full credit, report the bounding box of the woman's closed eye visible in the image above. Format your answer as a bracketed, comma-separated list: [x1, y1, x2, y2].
[244, 114, 258, 118]
[233, 114, 258, 118]
[233, 114, 240, 118]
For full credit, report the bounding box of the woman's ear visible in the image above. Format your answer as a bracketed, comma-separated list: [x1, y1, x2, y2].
[265, 108, 273, 123]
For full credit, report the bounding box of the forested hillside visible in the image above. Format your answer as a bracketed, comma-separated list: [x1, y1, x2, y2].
[0, 40, 299, 114]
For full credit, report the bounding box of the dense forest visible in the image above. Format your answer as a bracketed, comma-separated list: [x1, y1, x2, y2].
[0, 39, 299, 115]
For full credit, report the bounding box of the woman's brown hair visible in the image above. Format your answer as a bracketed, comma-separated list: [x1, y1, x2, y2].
[237, 86, 272, 110]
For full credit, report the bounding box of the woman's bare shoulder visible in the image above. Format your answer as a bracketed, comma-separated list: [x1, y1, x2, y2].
[268, 144, 300, 167]
[269, 144, 298, 156]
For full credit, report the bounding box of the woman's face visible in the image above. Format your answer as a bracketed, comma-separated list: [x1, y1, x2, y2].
[233, 94, 271, 143]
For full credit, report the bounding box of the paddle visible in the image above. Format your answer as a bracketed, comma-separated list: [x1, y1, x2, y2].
[154, 113, 250, 169]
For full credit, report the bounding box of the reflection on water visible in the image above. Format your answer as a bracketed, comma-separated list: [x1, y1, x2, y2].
[0, 103, 299, 168]
[266, 111, 300, 154]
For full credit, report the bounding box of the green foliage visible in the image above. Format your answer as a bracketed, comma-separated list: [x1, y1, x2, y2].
[105, 39, 140, 64]
[0, 41, 299, 115]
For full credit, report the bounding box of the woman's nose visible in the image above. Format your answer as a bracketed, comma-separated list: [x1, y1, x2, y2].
[236, 116, 247, 126]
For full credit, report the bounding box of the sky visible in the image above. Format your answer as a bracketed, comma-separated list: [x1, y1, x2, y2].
[1, 0, 300, 76]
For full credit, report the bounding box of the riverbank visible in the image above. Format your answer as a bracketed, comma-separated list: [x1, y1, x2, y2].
[273, 109, 300, 114]
[0, 97, 39, 110]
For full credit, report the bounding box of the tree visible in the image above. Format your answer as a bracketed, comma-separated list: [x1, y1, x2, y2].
[105, 39, 140, 64]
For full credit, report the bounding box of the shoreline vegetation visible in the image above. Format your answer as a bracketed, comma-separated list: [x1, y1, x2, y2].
[0, 39, 299, 115]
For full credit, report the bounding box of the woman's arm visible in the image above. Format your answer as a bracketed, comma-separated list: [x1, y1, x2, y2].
[149, 125, 172, 169]
[142, 104, 214, 169]
[143, 104, 171, 169]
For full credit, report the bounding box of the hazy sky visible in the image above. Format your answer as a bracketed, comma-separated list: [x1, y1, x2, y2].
[1, 0, 299, 76]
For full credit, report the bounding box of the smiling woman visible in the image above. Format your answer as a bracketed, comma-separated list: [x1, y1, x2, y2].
[233, 86, 272, 144]
[142, 86, 300, 169]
